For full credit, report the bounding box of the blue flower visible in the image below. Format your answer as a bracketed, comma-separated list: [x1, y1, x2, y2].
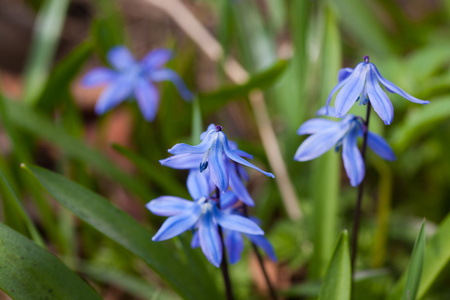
[294, 108, 396, 186]
[190, 205, 276, 264]
[326, 56, 429, 125]
[81, 46, 193, 121]
[165, 124, 274, 192]
[147, 170, 263, 267]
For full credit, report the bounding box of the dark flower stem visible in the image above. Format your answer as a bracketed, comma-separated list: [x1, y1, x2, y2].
[350, 101, 372, 271]
[243, 206, 278, 300]
[216, 188, 234, 300]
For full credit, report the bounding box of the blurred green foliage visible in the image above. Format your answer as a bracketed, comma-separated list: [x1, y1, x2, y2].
[1, 0, 450, 299]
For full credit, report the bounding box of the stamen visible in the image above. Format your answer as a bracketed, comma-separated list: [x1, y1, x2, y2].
[215, 125, 223, 132]
[363, 55, 369, 63]
[200, 161, 208, 172]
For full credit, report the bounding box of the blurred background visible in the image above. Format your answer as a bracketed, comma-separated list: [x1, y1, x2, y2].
[1, 0, 450, 299]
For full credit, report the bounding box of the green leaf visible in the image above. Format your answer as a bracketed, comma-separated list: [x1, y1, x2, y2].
[91, 0, 126, 60]
[388, 214, 450, 299]
[390, 96, 450, 153]
[22, 165, 222, 300]
[0, 169, 45, 247]
[37, 40, 94, 110]
[198, 59, 289, 114]
[23, 0, 70, 106]
[318, 230, 351, 300]
[332, 0, 395, 55]
[0, 222, 102, 300]
[191, 97, 203, 144]
[401, 220, 426, 300]
[2, 99, 152, 201]
[112, 144, 187, 197]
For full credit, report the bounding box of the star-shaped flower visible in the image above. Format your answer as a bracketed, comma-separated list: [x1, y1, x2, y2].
[294, 108, 396, 186]
[326, 56, 429, 125]
[81, 46, 193, 121]
[146, 171, 264, 267]
[166, 124, 274, 192]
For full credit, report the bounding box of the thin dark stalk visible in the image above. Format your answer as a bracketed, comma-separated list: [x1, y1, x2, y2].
[243, 205, 278, 300]
[350, 101, 372, 271]
[216, 188, 234, 300]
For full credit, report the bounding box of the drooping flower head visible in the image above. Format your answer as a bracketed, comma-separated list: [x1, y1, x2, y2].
[81, 46, 193, 121]
[294, 108, 396, 186]
[165, 124, 274, 193]
[326, 56, 429, 125]
[146, 172, 264, 267]
[160, 127, 256, 206]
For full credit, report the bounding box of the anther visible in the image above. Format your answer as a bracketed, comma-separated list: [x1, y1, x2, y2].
[215, 125, 223, 132]
[363, 55, 369, 63]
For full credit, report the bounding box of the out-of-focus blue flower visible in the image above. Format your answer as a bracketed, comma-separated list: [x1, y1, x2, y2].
[326, 56, 429, 125]
[146, 171, 264, 267]
[191, 207, 276, 264]
[81, 46, 193, 121]
[294, 108, 396, 186]
[165, 124, 274, 193]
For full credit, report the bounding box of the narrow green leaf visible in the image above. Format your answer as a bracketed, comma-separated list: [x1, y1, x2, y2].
[199, 59, 289, 114]
[0, 223, 101, 300]
[0, 169, 45, 247]
[112, 144, 187, 197]
[24, 0, 70, 105]
[318, 230, 351, 300]
[332, 0, 395, 55]
[310, 7, 342, 279]
[401, 220, 426, 300]
[191, 97, 203, 144]
[2, 99, 152, 201]
[37, 40, 94, 110]
[388, 214, 450, 299]
[22, 165, 222, 300]
[391, 96, 450, 154]
[91, 0, 126, 60]
[78, 262, 179, 300]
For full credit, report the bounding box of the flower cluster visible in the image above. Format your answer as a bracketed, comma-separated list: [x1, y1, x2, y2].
[147, 124, 276, 267]
[82, 46, 193, 121]
[296, 56, 429, 186]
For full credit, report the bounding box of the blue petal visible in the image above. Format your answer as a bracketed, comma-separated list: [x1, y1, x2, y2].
[237, 165, 250, 182]
[370, 63, 430, 105]
[208, 134, 229, 192]
[191, 230, 200, 248]
[335, 62, 368, 117]
[316, 106, 338, 118]
[342, 127, 365, 187]
[141, 48, 172, 71]
[325, 76, 350, 112]
[337, 67, 354, 83]
[168, 132, 215, 155]
[366, 68, 394, 125]
[81, 67, 117, 87]
[94, 76, 134, 115]
[213, 205, 264, 235]
[247, 234, 277, 262]
[187, 169, 212, 200]
[134, 79, 159, 121]
[107, 46, 136, 71]
[225, 230, 244, 264]
[294, 116, 353, 161]
[229, 165, 254, 206]
[200, 124, 216, 140]
[220, 191, 239, 210]
[149, 69, 193, 101]
[152, 205, 202, 241]
[367, 132, 396, 161]
[159, 153, 203, 169]
[199, 209, 222, 267]
[297, 118, 337, 135]
[221, 133, 274, 178]
[146, 196, 195, 216]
